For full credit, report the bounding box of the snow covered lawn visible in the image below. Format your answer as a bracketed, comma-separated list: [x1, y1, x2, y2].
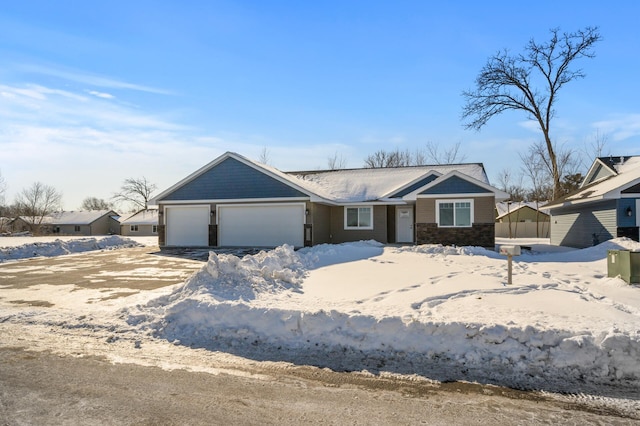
[128, 238, 640, 394]
[1, 235, 639, 398]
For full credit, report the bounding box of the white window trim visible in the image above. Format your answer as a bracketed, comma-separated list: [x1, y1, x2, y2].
[130, 225, 139, 232]
[152, 225, 158, 233]
[435, 199, 474, 228]
[344, 206, 374, 230]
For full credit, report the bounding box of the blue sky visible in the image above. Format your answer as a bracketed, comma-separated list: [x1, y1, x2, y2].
[1, 1, 639, 210]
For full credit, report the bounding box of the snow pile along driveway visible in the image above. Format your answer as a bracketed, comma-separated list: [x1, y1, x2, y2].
[128, 239, 640, 393]
[0, 236, 142, 262]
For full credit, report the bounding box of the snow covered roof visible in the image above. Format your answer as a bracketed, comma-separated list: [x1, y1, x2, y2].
[49, 210, 118, 225]
[119, 209, 158, 225]
[546, 155, 640, 209]
[151, 151, 505, 205]
[288, 163, 489, 203]
[15, 216, 54, 225]
[495, 201, 550, 219]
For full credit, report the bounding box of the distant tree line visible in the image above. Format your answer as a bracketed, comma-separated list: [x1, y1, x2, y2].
[0, 174, 158, 235]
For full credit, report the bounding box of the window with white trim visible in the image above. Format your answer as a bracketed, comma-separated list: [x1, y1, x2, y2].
[130, 225, 139, 232]
[436, 199, 473, 227]
[152, 225, 158, 233]
[344, 206, 373, 230]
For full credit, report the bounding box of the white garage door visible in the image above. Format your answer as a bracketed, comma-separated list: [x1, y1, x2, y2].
[218, 204, 304, 247]
[166, 206, 210, 246]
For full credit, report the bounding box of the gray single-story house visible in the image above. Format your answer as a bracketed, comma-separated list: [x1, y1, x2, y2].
[546, 155, 640, 248]
[150, 152, 508, 248]
[120, 209, 159, 236]
[7, 210, 120, 235]
[49, 210, 121, 236]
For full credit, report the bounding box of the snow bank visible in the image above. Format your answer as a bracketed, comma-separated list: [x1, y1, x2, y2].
[128, 239, 640, 392]
[0, 236, 142, 262]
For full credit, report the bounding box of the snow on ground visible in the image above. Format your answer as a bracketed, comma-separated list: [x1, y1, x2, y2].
[0, 235, 157, 261]
[1, 235, 640, 402]
[125, 238, 640, 394]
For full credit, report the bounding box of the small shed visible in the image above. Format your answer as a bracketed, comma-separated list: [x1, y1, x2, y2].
[495, 202, 550, 238]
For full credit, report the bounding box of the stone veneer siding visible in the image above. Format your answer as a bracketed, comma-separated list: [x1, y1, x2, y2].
[209, 224, 218, 246]
[157, 225, 166, 246]
[416, 223, 495, 248]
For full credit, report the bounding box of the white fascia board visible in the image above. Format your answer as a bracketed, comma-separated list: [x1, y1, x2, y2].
[159, 197, 311, 205]
[309, 194, 335, 204]
[614, 176, 640, 198]
[336, 200, 406, 206]
[417, 192, 496, 199]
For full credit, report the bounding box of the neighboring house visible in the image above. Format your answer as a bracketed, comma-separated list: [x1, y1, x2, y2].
[495, 201, 550, 238]
[120, 209, 159, 236]
[150, 152, 509, 248]
[545, 155, 640, 248]
[49, 210, 121, 236]
[0, 217, 11, 234]
[7, 216, 55, 234]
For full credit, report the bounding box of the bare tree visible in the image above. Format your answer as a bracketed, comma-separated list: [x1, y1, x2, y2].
[0, 170, 6, 206]
[81, 197, 113, 211]
[529, 140, 581, 194]
[577, 129, 610, 170]
[15, 182, 63, 234]
[327, 152, 347, 170]
[497, 168, 526, 202]
[364, 148, 413, 168]
[258, 146, 272, 165]
[586, 130, 609, 158]
[424, 141, 467, 164]
[462, 27, 601, 200]
[112, 177, 157, 210]
[520, 147, 554, 237]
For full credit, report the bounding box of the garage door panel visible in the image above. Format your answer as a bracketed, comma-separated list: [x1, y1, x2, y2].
[219, 204, 304, 247]
[166, 206, 209, 246]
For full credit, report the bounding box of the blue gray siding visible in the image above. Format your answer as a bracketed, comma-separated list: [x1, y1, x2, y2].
[161, 158, 308, 201]
[420, 175, 490, 195]
[550, 200, 617, 248]
[390, 174, 438, 198]
[618, 198, 639, 227]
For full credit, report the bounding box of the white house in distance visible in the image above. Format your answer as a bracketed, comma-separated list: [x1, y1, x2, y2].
[120, 209, 159, 236]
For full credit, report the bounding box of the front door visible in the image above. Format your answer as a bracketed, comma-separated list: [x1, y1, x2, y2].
[396, 206, 414, 243]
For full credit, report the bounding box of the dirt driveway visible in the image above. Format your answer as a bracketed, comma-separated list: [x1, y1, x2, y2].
[0, 246, 207, 303]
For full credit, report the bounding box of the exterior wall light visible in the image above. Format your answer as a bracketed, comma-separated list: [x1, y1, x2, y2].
[626, 206, 633, 217]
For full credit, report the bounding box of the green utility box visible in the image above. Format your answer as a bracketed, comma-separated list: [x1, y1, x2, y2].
[607, 250, 640, 284]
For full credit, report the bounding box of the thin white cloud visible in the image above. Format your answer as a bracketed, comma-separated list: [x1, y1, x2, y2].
[592, 114, 640, 142]
[87, 90, 115, 99]
[0, 83, 183, 131]
[16, 63, 174, 95]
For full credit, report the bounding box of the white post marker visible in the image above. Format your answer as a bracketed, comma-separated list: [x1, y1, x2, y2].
[499, 245, 521, 285]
